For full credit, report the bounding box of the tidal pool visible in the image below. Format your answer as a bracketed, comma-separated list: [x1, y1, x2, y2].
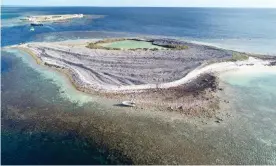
[100, 40, 164, 49]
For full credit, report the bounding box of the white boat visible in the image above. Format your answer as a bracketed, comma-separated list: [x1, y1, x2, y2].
[121, 101, 136, 107]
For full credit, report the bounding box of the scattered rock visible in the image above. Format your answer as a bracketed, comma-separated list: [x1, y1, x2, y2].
[223, 100, 229, 103]
[216, 117, 223, 121]
[167, 106, 174, 111]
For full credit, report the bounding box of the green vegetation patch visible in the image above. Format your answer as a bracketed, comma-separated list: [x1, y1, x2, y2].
[160, 44, 188, 50]
[231, 52, 249, 61]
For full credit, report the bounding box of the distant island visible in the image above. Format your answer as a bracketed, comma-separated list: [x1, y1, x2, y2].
[20, 14, 84, 23]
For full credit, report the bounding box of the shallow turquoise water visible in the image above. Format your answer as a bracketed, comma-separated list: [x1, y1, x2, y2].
[220, 71, 276, 154]
[220, 70, 276, 113]
[219, 71, 276, 164]
[4, 48, 93, 105]
[221, 71, 276, 95]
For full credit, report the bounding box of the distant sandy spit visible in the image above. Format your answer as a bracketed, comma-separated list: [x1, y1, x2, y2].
[21, 14, 85, 23]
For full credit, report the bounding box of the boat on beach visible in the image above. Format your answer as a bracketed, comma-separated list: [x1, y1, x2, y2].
[121, 101, 136, 107]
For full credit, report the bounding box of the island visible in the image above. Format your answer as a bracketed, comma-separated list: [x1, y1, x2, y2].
[13, 37, 276, 117]
[20, 14, 84, 23]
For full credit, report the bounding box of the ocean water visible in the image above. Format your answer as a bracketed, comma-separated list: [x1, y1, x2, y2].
[1, 130, 130, 165]
[2, 7, 276, 55]
[1, 7, 276, 164]
[220, 70, 276, 118]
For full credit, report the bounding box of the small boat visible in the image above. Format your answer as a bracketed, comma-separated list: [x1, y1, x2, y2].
[30, 23, 43, 26]
[121, 101, 136, 107]
[30, 27, 35, 31]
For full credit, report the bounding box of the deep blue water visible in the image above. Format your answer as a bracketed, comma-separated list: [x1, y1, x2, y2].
[2, 7, 276, 48]
[1, 7, 276, 165]
[2, 130, 129, 165]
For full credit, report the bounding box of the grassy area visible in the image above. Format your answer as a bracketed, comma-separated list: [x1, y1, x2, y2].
[86, 43, 121, 50]
[86, 38, 127, 50]
[161, 44, 188, 50]
[231, 52, 249, 61]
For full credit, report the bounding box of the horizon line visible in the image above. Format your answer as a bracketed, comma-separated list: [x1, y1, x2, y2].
[2, 5, 276, 8]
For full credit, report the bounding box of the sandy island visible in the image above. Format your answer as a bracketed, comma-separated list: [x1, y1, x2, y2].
[8, 37, 276, 117]
[21, 14, 85, 23]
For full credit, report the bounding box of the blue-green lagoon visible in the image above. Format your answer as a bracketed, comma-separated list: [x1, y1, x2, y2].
[100, 40, 165, 49]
